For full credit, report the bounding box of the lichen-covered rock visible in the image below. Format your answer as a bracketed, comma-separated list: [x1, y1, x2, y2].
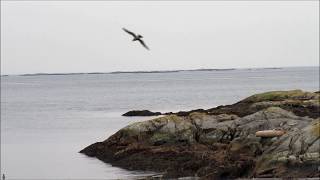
[207, 90, 319, 118]
[243, 90, 318, 102]
[254, 119, 320, 178]
[80, 90, 320, 178]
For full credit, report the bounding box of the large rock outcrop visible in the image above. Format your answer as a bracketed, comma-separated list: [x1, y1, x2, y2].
[80, 90, 319, 178]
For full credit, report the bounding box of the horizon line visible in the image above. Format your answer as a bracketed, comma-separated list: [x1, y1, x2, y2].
[1, 65, 319, 76]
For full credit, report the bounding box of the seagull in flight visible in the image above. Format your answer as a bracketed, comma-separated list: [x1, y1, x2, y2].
[122, 28, 150, 50]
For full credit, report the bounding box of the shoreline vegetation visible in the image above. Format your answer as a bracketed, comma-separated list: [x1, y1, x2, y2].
[80, 90, 320, 179]
[0, 67, 289, 77]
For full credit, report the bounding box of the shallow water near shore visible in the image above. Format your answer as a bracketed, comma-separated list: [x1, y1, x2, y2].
[1, 66, 319, 179]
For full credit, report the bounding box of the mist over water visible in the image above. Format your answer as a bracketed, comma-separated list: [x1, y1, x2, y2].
[1, 67, 319, 179]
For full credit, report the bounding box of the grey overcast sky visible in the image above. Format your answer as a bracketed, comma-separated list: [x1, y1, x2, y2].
[1, 1, 319, 75]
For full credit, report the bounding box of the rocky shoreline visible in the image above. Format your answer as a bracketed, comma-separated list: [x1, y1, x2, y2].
[80, 90, 320, 179]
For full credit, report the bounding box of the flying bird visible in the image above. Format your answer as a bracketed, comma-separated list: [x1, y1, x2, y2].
[122, 28, 150, 50]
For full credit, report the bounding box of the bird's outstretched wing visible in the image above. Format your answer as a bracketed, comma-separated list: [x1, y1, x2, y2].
[138, 39, 150, 50]
[122, 28, 136, 38]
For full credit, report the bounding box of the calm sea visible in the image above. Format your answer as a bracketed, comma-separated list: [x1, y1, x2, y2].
[1, 67, 319, 179]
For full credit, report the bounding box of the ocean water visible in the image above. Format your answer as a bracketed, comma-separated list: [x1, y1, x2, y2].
[1, 67, 319, 179]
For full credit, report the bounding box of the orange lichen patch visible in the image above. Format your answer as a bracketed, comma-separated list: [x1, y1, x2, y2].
[255, 130, 286, 138]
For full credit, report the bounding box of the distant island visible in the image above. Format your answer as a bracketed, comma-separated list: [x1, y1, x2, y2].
[1, 67, 300, 77]
[109, 70, 181, 74]
[19, 72, 106, 76]
[1, 67, 287, 77]
[19, 68, 237, 76]
[4, 68, 236, 76]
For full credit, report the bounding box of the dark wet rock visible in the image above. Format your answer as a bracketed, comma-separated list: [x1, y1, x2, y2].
[81, 90, 319, 178]
[122, 110, 162, 116]
[175, 109, 207, 116]
[160, 90, 319, 118]
[126, 90, 319, 118]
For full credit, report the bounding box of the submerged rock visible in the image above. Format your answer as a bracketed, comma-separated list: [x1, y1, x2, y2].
[80, 90, 319, 178]
[122, 110, 162, 116]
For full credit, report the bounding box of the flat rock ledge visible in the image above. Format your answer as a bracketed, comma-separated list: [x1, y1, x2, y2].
[80, 90, 320, 179]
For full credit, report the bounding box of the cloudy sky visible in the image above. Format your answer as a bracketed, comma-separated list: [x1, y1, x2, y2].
[1, 1, 319, 75]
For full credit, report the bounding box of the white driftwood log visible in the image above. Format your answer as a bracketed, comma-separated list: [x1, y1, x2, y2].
[255, 130, 286, 137]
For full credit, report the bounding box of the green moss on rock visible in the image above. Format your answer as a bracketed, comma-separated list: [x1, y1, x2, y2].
[150, 132, 173, 144]
[244, 90, 318, 102]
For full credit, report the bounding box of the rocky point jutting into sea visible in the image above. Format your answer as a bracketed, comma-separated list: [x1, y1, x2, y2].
[80, 90, 320, 179]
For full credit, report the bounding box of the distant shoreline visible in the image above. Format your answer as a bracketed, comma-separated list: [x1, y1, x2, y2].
[19, 68, 236, 76]
[0, 67, 290, 77]
[2, 66, 319, 77]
